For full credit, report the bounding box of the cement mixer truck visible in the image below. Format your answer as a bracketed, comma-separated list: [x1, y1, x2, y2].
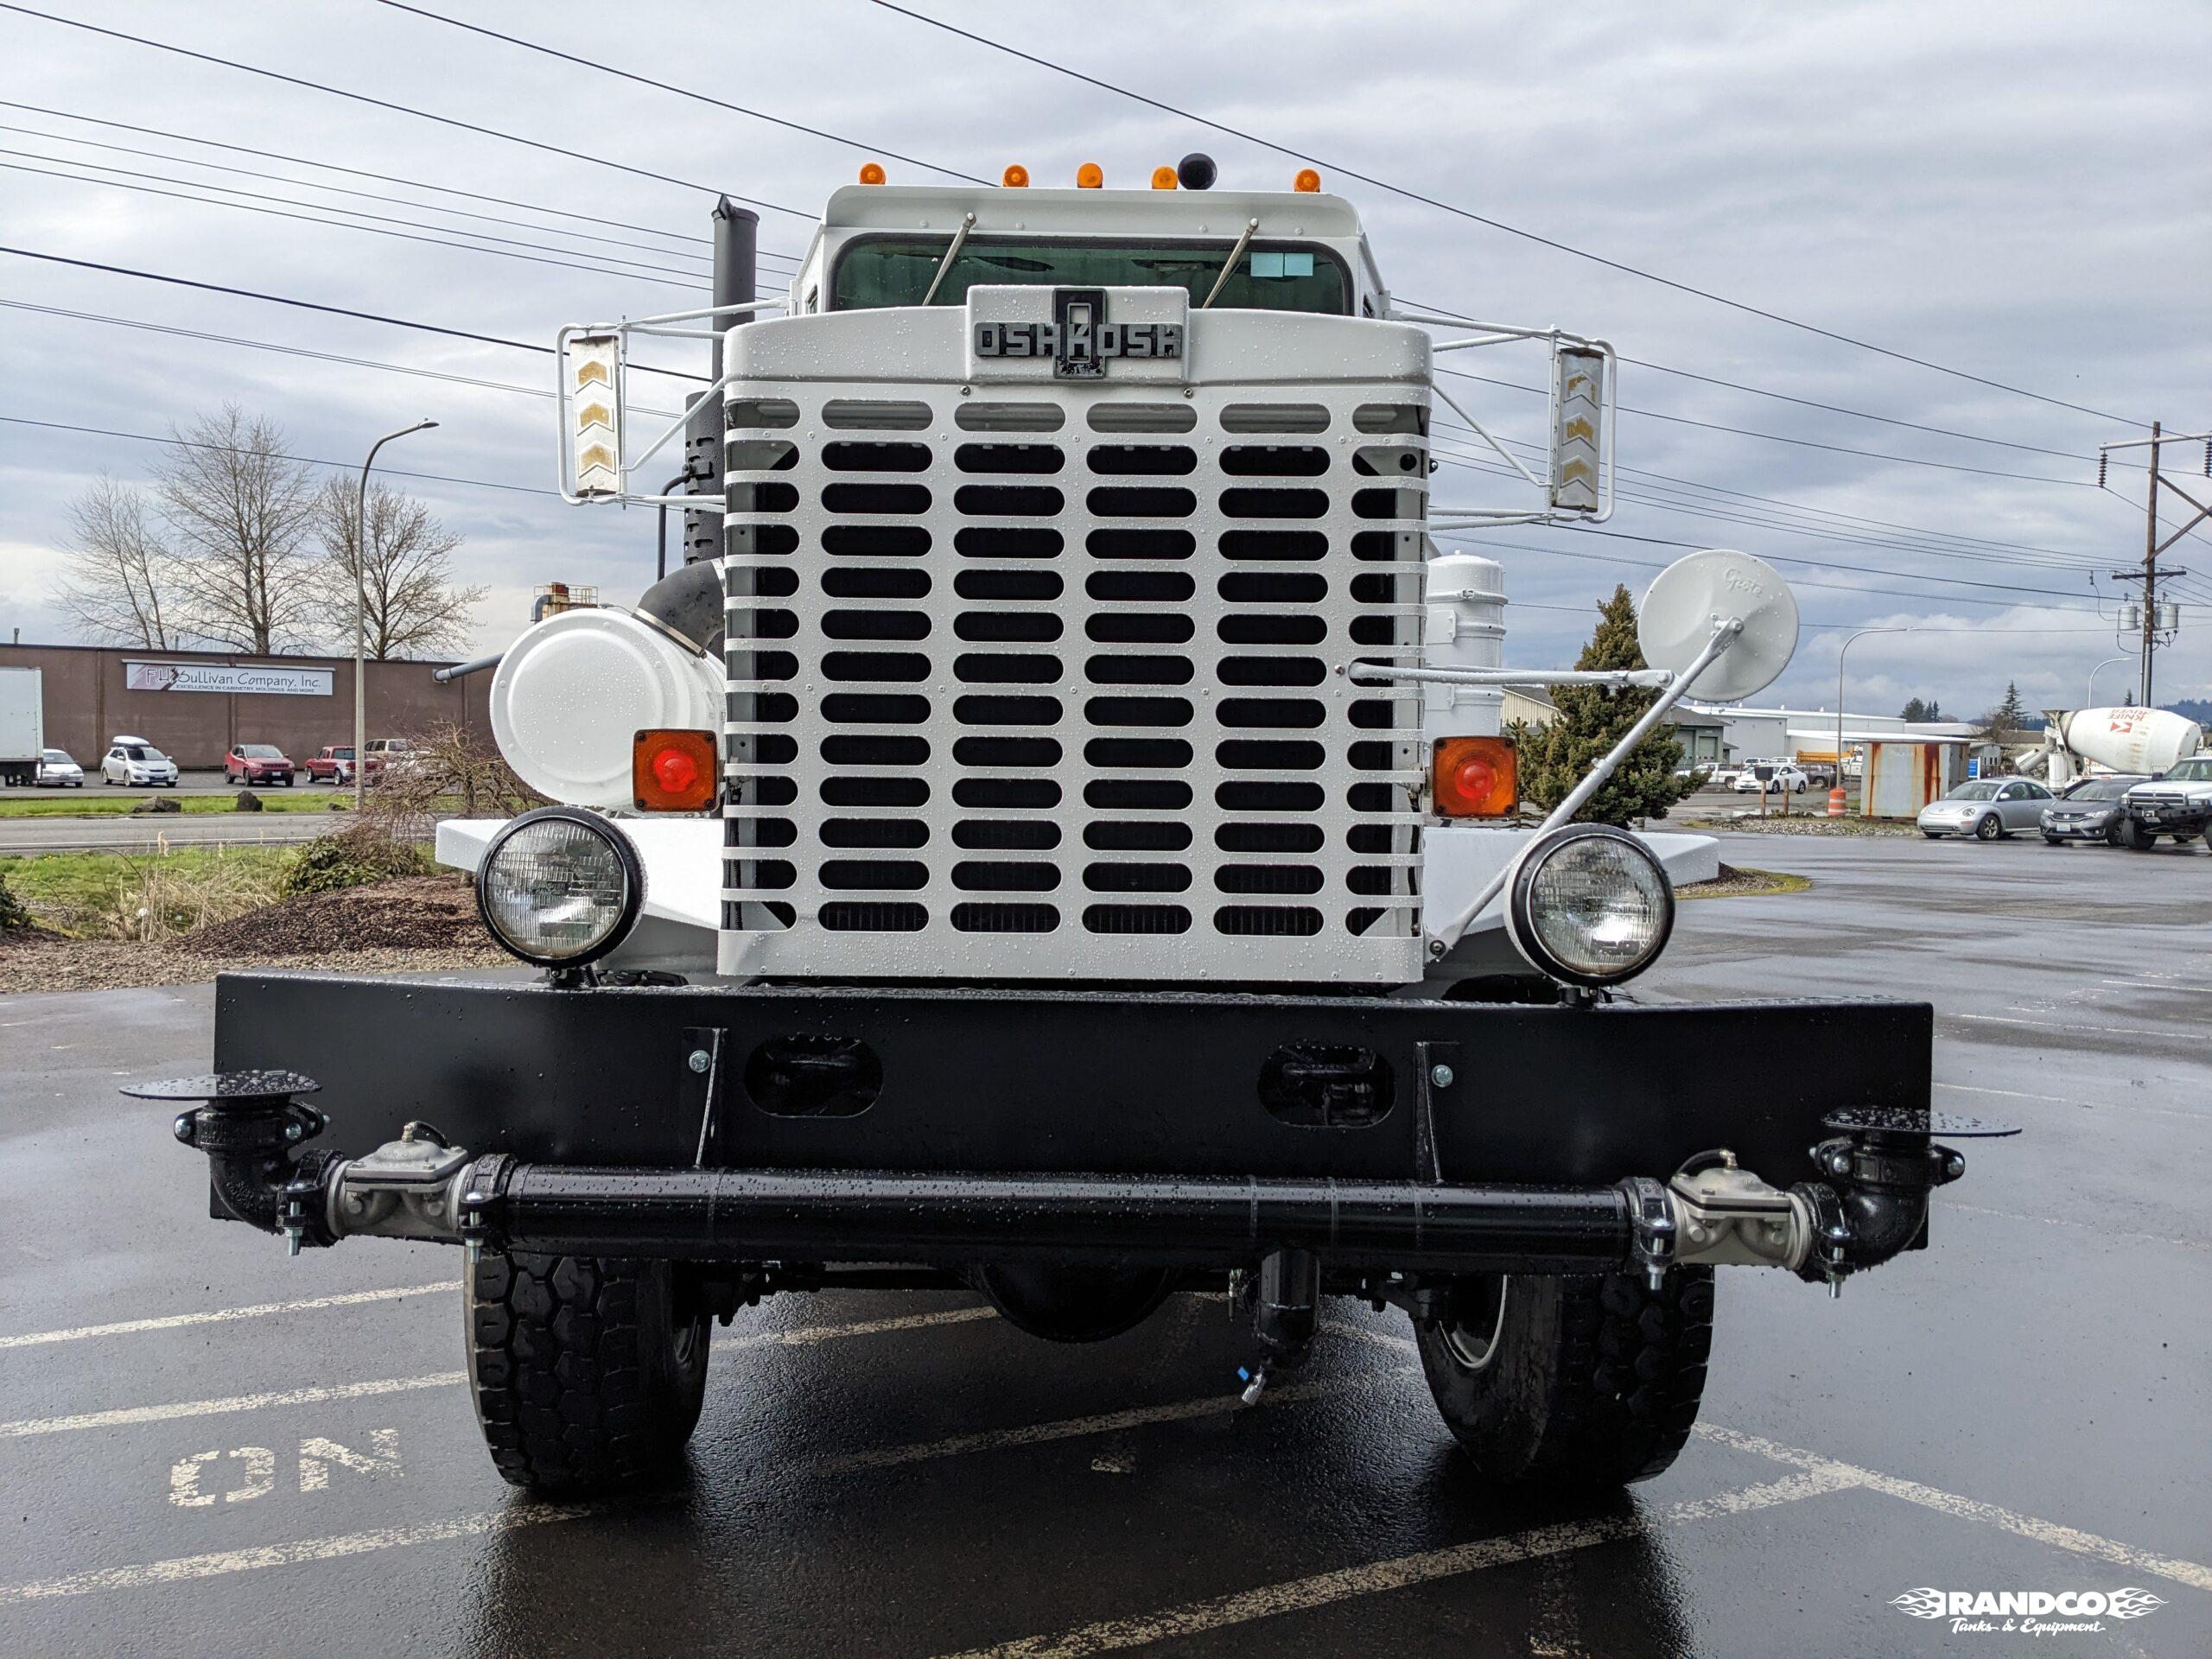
[2044, 706, 2210, 849]
[139, 158, 1997, 1499]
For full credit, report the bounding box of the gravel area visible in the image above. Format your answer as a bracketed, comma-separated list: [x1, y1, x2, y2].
[1676, 813, 1922, 836]
[1676, 862, 1811, 899]
[0, 874, 503, 993]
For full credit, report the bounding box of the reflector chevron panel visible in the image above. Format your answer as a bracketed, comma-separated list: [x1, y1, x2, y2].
[1549, 347, 1604, 514]
[572, 334, 622, 497]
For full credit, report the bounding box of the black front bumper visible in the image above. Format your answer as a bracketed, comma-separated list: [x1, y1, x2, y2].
[213, 973, 1930, 1249]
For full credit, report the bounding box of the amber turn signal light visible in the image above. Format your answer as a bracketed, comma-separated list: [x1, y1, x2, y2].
[857, 162, 887, 185]
[1001, 163, 1029, 188]
[1293, 168, 1322, 193]
[1432, 735, 1517, 818]
[633, 728, 717, 812]
[1151, 165, 1178, 189]
[1076, 162, 1103, 188]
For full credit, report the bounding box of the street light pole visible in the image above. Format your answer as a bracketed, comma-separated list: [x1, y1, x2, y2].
[2087, 655, 2129, 708]
[354, 420, 438, 809]
[1837, 626, 1910, 815]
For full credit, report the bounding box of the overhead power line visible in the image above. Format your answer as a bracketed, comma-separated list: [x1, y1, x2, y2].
[374, 0, 991, 188]
[868, 0, 2142, 428]
[0, 156, 708, 289]
[0, 246, 711, 379]
[0, 3, 812, 219]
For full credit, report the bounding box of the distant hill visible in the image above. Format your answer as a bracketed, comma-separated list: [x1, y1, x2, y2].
[2165, 698, 2212, 726]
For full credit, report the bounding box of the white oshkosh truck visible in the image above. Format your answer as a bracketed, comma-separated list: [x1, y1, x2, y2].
[151, 156, 1995, 1497]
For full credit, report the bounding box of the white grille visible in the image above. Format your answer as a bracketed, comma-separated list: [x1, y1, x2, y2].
[718, 372, 1426, 982]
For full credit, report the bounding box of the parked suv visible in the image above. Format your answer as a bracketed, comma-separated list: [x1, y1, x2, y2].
[2118, 754, 2212, 849]
[361, 736, 417, 784]
[224, 744, 296, 787]
[100, 737, 178, 787]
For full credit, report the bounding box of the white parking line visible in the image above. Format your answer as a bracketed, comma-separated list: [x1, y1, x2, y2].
[1695, 1425, 2212, 1592]
[0, 1284, 457, 1351]
[0, 1361, 1382, 1606]
[935, 1470, 1861, 1658]
[0, 1307, 998, 1440]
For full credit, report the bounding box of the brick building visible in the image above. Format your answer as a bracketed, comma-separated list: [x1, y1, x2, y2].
[0, 642, 493, 771]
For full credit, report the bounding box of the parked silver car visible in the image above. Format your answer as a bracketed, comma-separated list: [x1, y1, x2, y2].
[1917, 778, 2054, 840]
[35, 747, 84, 787]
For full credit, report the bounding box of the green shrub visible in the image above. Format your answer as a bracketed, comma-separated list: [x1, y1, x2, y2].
[280, 828, 432, 897]
[0, 869, 29, 932]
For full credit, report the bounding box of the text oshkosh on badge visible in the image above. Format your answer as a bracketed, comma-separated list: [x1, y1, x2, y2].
[1890, 1586, 2166, 1635]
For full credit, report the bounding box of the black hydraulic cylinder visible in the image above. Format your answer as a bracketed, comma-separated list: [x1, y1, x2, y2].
[474, 1166, 1635, 1273]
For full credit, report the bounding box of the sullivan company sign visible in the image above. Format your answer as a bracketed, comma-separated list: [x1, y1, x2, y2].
[124, 661, 334, 696]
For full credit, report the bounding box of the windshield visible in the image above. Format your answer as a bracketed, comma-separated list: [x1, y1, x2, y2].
[1948, 781, 2001, 800]
[2066, 779, 2133, 801]
[240, 745, 283, 759]
[831, 238, 1350, 315]
[2162, 757, 2212, 781]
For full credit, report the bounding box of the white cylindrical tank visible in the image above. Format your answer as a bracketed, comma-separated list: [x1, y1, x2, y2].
[1421, 549, 1506, 740]
[490, 607, 722, 807]
[2050, 707, 2203, 777]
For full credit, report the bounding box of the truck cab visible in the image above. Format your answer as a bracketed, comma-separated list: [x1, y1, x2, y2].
[150, 160, 1977, 1502]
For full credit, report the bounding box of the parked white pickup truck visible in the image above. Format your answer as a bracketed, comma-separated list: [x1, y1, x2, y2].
[2118, 753, 2212, 849]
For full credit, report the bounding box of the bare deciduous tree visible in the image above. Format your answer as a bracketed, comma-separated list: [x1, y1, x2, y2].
[154, 404, 322, 653]
[316, 477, 485, 659]
[53, 475, 183, 647]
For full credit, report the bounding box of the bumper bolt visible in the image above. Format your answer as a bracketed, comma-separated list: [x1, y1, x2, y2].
[1945, 1153, 1965, 1179]
[687, 1049, 713, 1075]
[284, 1121, 303, 1141]
[1827, 1152, 1851, 1176]
[172, 1115, 193, 1143]
[1429, 1064, 1455, 1090]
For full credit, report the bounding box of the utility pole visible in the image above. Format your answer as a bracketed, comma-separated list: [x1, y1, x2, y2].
[2100, 421, 2212, 709]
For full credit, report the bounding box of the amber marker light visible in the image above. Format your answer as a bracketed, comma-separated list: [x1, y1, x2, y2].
[632, 728, 718, 812]
[1002, 163, 1030, 188]
[857, 162, 887, 185]
[1151, 165, 1178, 189]
[1294, 168, 1322, 193]
[1076, 162, 1103, 188]
[1432, 735, 1518, 818]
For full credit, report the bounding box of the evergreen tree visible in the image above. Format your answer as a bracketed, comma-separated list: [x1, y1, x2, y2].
[1509, 586, 1698, 825]
[1980, 680, 2029, 739]
[1900, 696, 1928, 722]
[1926, 699, 1942, 721]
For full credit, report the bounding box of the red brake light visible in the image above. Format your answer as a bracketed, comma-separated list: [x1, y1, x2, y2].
[632, 728, 717, 811]
[1433, 736, 1518, 818]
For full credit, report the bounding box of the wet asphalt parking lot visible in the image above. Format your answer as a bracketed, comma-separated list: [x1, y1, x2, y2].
[1, 830, 2206, 1656]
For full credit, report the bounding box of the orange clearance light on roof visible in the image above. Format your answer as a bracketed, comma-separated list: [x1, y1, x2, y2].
[857, 162, 887, 185]
[1076, 162, 1103, 188]
[1432, 735, 1518, 818]
[632, 728, 717, 812]
[1294, 168, 1322, 193]
[1001, 163, 1029, 188]
[1151, 165, 1178, 190]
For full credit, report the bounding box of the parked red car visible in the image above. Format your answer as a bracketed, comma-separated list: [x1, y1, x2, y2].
[302, 745, 356, 785]
[223, 744, 296, 787]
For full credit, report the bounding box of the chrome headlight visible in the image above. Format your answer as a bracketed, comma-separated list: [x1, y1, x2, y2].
[1505, 824, 1675, 987]
[476, 807, 644, 968]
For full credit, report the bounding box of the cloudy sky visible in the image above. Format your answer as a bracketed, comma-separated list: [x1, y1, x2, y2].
[3, 0, 2208, 719]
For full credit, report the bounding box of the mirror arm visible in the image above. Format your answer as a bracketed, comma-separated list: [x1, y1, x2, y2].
[1427, 619, 1743, 954]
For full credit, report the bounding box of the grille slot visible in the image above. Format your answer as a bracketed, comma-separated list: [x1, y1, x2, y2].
[723, 380, 1424, 981]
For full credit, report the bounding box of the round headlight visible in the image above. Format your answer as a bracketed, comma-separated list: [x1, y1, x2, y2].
[1505, 824, 1675, 987]
[476, 807, 644, 968]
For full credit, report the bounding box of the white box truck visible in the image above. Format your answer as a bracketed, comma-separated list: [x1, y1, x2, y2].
[0, 666, 42, 787]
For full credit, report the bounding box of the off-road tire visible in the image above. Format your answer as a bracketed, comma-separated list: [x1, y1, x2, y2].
[1414, 1268, 1713, 1488]
[464, 1250, 709, 1495]
[2118, 819, 2154, 851]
